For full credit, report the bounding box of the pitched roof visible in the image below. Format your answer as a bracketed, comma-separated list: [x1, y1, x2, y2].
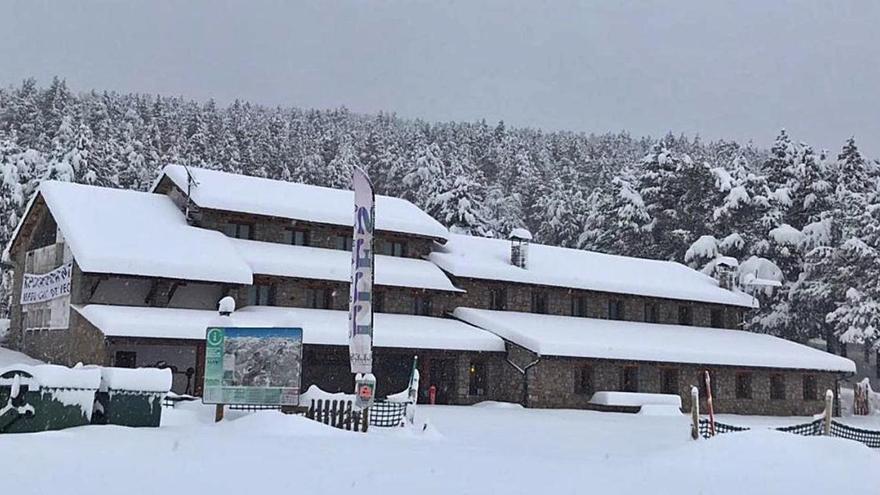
[431, 234, 757, 308]
[40, 181, 253, 284]
[231, 238, 463, 292]
[453, 308, 855, 373]
[74, 304, 505, 352]
[157, 165, 449, 240]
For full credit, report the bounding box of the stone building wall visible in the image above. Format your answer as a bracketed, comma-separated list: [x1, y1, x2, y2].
[453, 277, 744, 330]
[231, 275, 462, 318]
[519, 351, 838, 416]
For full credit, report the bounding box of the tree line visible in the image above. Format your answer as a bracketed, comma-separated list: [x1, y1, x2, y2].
[1, 77, 878, 356]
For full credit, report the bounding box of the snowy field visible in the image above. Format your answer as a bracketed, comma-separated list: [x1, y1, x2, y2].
[3, 400, 879, 495]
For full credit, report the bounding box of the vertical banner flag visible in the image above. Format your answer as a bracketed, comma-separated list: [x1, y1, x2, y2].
[349, 166, 375, 374]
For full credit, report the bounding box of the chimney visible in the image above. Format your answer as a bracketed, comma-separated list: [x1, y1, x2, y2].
[509, 228, 533, 269]
[714, 256, 739, 290]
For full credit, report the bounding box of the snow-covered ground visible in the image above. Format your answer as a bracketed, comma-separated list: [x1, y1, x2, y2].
[0, 344, 42, 367]
[3, 400, 878, 495]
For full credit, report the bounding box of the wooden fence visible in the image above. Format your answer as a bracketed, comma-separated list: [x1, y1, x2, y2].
[305, 399, 369, 432]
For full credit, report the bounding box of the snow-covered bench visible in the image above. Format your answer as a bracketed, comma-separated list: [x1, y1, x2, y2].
[589, 392, 682, 415]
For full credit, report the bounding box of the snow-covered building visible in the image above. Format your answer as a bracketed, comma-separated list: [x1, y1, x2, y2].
[4, 166, 856, 414]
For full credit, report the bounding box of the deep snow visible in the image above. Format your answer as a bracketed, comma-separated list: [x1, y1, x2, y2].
[2, 400, 878, 495]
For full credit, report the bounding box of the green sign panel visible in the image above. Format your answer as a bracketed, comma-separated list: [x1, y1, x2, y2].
[203, 327, 303, 406]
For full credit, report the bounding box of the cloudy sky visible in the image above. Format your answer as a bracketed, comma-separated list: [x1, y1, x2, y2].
[1, 1, 878, 155]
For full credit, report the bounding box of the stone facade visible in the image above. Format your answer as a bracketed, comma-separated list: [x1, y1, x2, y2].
[506, 343, 837, 416]
[4, 179, 850, 415]
[452, 277, 744, 329]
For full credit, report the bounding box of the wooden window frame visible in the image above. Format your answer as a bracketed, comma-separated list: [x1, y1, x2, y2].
[660, 367, 679, 395]
[574, 365, 594, 395]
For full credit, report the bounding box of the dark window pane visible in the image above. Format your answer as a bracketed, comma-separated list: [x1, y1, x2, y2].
[414, 295, 432, 316]
[335, 235, 353, 251]
[802, 375, 817, 401]
[621, 366, 639, 392]
[771, 374, 786, 400]
[571, 295, 586, 317]
[115, 351, 137, 368]
[736, 373, 752, 399]
[373, 291, 385, 313]
[644, 302, 659, 323]
[574, 366, 594, 395]
[661, 368, 679, 395]
[489, 288, 507, 311]
[609, 299, 625, 320]
[711, 308, 724, 328]
[531, 291, 548, 314]
[678, 305, 693, 326]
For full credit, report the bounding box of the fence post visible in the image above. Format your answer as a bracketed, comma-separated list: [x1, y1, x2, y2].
[823, 389, 833, 436]
[690, 386, 700, 440]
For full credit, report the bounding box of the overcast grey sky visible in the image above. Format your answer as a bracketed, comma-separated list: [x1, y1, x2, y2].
[1, 1, 878, 156]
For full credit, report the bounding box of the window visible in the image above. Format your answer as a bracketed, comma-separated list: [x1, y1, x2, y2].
[284, 229, 310, 246]
[802, 375, 817, 401]
[710, 308, 725, 328]
[222, 222, 251, 240]
[381, 240, 406, 257]
[335, 235, 353, 251]
[698, 370, 719, 399]
[644, 302, 659, 323]
[661, 368, 679, 395]
[735, 372, 753, 399]
[468, 361, 486, 396]
[620, 366, 639, 392]
[114, 351, 137, 369]
[305, 287, 332, 309]
[608, 299, 625, 320]
[24, 307, 51, 330]
[413, 295, 433, 316]
[373, 291, 385, 313]
[570, 295, 586, 317]
[770, 374, 786, 400]
[678, 305, 693, 326]
[489, 287, 507, 311]
[574, 366, 594, 395]
[248, 284, 274, 306]
[531, 290, 548, 314]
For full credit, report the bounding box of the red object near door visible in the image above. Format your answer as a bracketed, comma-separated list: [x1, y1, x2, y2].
[428, 385, 437, 405]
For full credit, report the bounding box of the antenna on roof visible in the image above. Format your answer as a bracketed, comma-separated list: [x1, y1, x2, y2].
[182, 165, 200, 224]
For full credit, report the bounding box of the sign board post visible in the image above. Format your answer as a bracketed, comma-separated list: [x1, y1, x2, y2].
[203, 327, 303, 409]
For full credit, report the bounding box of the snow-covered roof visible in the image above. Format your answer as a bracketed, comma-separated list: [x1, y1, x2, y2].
[453, 308, 855, 373]
[231, 238, 462, 292]
[430, 235, 758, 308]
[157, 165, 449, 240]
[40, 181, 253, 284]
[73, 305, 505, 352]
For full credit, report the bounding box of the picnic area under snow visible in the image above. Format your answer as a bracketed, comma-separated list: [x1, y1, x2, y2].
[3, 401, 878, 495]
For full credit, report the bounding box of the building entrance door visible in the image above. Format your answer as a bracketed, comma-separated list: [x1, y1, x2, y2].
[426, 358, 457, 405]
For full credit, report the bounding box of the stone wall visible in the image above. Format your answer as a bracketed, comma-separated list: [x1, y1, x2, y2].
[515, 350, 838, 416]
[453, 277, 744, 329]
[231, 275, 461, 317]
